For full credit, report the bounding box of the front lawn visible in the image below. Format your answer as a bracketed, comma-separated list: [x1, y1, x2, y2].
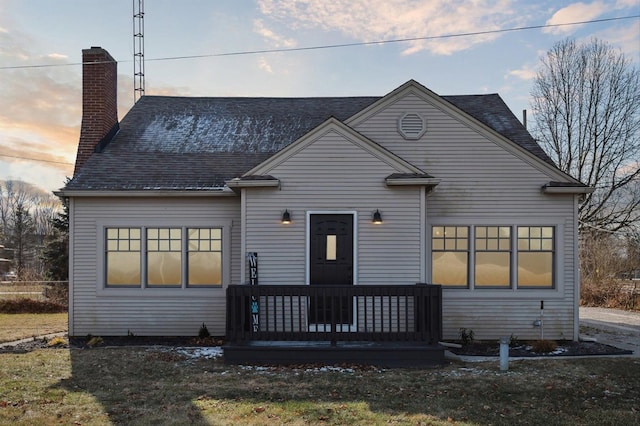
[0, 346, 638, 425]
[0, 313, 67, 343]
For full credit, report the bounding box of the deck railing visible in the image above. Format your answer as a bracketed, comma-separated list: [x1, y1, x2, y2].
[226, 284, 442, 344]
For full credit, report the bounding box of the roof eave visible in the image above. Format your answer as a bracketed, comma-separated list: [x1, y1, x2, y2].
[541, 184, 595, 194]
[385, 177, 441, 187]
[54, 188, 236, 197]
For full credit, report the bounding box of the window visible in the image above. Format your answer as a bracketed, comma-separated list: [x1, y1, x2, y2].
[431, 225, 555, 289]
[517, 226, 554, 287]
[475, 226, 511, 287]
[147, 228, 181, 286]
[432, 226, 469, 287]
[106, 228, 141, 286]
[105, 226, 223, 288]
[188, 228, 222, 286]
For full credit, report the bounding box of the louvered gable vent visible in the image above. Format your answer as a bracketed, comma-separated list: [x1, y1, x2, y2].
[398, 113, 426, 139]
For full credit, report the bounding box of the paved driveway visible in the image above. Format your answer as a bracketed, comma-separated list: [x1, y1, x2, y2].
[580, 307, 640, 357]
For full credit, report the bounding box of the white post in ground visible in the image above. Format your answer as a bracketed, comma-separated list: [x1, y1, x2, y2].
[499, 336, 510, 371]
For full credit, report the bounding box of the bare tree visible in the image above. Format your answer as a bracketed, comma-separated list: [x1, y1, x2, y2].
[0, 180, 62, 277]
[531, 38, 640, 232]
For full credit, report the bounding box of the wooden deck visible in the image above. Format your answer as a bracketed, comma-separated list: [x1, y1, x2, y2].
[224, 284, 444, 367]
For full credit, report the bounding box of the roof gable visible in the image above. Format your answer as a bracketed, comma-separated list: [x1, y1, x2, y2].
[345, 80, 577, 183]
[246, 117, 426, 177]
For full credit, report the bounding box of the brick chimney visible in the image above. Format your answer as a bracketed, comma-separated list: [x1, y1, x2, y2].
[73, 47, 119, 176]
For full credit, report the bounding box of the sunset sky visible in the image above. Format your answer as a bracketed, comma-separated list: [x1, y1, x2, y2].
[1, 0, 638, 194]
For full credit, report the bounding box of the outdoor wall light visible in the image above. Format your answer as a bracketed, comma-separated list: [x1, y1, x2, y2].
[281, 209, 292, 224]
[372, 209, 383, 224]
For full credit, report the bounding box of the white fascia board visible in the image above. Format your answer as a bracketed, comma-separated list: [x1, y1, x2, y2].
[225, 178, 280, 189]
[54, 189, 237, 197]
[385, 177, 441, 186]
[542, 185, 595, 194]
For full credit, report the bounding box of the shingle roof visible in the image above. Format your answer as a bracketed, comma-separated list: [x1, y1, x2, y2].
[66, 92, 553, 191]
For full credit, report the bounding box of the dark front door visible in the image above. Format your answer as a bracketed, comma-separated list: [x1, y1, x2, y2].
[309, 214, 354, 325]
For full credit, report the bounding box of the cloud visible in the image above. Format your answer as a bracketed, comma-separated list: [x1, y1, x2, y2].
[257, 0, 522, 56]
[257, 57, 274, 73]
[543, 1, 608, 34]
[507, 66, 537, 81]
[253, 19, 297, 48]
[45, 53, 68, 60]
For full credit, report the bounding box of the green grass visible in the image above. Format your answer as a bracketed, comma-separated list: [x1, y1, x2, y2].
[0, 313, 67, 343]
[0, 347, 638, 425]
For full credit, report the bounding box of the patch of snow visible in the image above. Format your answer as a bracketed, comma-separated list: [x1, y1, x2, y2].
[172, 346, 223, 359]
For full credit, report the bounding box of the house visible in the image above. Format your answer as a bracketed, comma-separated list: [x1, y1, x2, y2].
[59, 47, 592, 354]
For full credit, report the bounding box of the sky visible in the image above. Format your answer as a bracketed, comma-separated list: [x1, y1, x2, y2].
[0, 0, 638, 194]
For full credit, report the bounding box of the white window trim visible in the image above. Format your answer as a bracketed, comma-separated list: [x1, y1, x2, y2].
[96, 219, 231, 297]
[428, 219, 565, 299]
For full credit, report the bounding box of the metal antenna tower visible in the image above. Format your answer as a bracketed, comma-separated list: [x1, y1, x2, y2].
[133, 0, 145, 102]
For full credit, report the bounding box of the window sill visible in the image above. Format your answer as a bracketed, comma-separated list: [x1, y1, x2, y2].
[97, 286, 225, 298]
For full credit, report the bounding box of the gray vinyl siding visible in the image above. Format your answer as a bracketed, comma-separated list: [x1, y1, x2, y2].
[353, 93, 578, 340]
[69, 196, 240, 336]
[244, 129, 423, 287]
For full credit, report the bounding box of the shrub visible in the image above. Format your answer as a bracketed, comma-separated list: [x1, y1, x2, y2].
[87, 336, 103, 347]
[532, 339, 557, 353]
[47, 336, 68, 347]
[581, 278, 639, 310]
[458, 328, 474, 346]
[0, 299, 67, 314]
[198, 323, 210, 338]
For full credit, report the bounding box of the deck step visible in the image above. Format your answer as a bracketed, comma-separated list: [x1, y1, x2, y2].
[223, 341, 445, 367]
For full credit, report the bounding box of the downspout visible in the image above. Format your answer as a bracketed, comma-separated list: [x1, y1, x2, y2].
[240, 188, 247, 284]
[420, 186, 426, 283]
[68, 197, 75, 337]
[573, 194, 580, 341]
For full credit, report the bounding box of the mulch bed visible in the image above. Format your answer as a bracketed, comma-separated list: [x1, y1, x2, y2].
[1, 336, 632, 358]
[447, 340, 632, 357]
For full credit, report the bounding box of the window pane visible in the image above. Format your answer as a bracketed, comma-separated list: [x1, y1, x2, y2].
[106, 227, 141, 287]
[147, 252, 181, 285]
[107, 252, 140, 286]
[518, 252, 553, 287]
[518, 239, 529, 250]
[542, 227, 553, 238]
[476, 252, 510, 287]
[187, 227, 223, 287]
[432, 252, 468, 286]
[457, 227, 468, 238]
[487, 239, 498, 250]
[188, 252, 222, 285]
[530, 239, 541, 250]
[433, 227, 444, 238]
[432, 239, 444, 250]
[457, 238, 468, 250]
[326, 235, 337, 261]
